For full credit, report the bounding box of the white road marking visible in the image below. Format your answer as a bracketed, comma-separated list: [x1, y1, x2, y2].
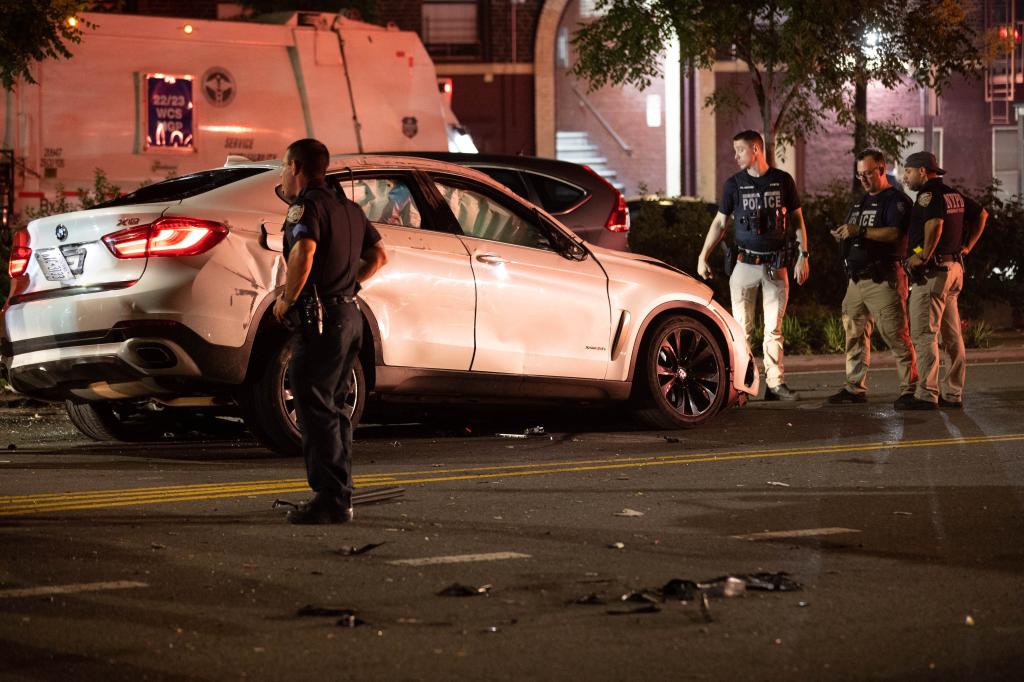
[731, 527, 861, 541]
[0, 580, 149, 599]
[389, 551, 531, 567]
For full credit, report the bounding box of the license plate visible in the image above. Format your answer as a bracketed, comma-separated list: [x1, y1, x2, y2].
[35, 248, 74, 281]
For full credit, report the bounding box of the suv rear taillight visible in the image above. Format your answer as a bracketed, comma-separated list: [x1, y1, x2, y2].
[582, 165, 630, 233]
[605, 192, 630, 233]
[103, 217, 228, 258]
[8, 229, 31, 277]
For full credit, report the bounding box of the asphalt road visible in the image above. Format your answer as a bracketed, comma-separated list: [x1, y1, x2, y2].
[2, 361, 1024, 680]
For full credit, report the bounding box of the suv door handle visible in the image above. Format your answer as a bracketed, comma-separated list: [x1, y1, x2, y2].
[475, 253, 508, 265]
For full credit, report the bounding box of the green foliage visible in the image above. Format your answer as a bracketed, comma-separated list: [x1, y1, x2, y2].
[822, 315, 845, 354]
[963, 319, 994, 349]
[0, 1, 92, 89]
[788, 182, 851, 310]
[958, 186, 1024, 321]
[782, 314, 811, 354]
[572, 1, 981, 162]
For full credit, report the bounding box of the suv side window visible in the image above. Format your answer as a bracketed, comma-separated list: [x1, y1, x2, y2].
[434, 180, 552, 250]
[529, 173, 587, 214]
[335, 176, 423, 229]
[474, 167, 530, 201]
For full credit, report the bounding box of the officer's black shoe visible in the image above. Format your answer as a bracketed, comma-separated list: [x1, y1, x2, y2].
[938, 397, 963, 409]
[764, 383, 799, 401]
[893, 393, 918, 410]
[897, 397, 937, 411]
[827, 388, 867, 404]
[286, 496, 354, 525]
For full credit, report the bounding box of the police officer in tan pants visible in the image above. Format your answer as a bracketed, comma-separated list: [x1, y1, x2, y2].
[828, 149, 917, 408]
[901, 151, 987, 410]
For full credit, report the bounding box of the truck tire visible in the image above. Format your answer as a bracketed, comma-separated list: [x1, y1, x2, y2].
[237, 338, 366, 457]
[64, 400, 170, 442]
[632, 315, 728, 430]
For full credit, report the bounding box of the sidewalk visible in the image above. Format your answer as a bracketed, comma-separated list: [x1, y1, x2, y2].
[784, 328, 1024, 373]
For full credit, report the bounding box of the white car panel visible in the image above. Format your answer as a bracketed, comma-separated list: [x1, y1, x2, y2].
[361, 224, 476, 370]
[462, 237, 611, 379]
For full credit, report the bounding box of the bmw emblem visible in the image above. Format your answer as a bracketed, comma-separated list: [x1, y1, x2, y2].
[55, 224, 68, 241]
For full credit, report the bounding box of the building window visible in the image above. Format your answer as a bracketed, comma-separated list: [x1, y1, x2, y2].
[422, 1, 480, 60]
[993, 127, 1019, 199]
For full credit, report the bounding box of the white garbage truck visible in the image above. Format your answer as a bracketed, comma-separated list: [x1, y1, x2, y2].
[0, 10, 472, 225]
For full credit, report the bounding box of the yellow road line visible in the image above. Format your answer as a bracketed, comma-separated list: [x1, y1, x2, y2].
[1, 433, 1020, 517]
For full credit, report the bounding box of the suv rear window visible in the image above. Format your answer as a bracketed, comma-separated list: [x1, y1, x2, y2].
[529, 173, 587, 213]
[95, 167, 270, 208]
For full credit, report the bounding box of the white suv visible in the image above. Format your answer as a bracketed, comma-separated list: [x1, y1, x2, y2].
[2, 156, 758, 454]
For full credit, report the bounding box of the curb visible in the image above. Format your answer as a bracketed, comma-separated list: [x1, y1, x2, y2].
[784, 344, 1024, 373]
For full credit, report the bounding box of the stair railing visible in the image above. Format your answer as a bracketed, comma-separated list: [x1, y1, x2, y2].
[568, 84, 633, 156]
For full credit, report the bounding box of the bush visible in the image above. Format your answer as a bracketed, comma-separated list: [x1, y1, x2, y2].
[822, 314, 845, 354]
[958, 186, 1024, 323]
[963, 319, 995, 349]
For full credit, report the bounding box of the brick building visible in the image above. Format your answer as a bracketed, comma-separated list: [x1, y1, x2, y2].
[108, 1, 1024, 200]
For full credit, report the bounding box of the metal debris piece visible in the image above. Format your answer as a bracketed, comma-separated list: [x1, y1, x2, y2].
[297, 605, 356, 617]
[353, 486, 405, 505]
[766, 481, 791, 487]
[570, 593, 606, 605]
[893, 511, 913, 516]
[334, 543, 385, 557]
[699, 592, 713, 622]
[437, 583, 491, 597]
[607, 604, 660, 616]
[662, 579, 699, 602]
[614, 508, 645, 517]
[698, 576, 746, 598]
[739, 572, 803, 592]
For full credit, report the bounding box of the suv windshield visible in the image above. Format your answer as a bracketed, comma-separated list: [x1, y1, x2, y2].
[95, 167, 270, 208]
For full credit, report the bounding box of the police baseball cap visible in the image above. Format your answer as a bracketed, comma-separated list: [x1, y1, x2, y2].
[904, 151, 945, 175]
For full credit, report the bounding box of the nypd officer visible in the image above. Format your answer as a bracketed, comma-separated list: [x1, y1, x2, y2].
[272, 138, 387, 523]
[828, 149, 918, 408]
[697, 130, 810, 400]
[901, 151, 987, 410]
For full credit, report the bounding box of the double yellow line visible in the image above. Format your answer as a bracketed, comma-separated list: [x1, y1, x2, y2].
[2, 432, 1021, 517]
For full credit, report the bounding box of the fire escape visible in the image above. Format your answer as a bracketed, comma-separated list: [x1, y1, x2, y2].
[984, 0, 1024, 124]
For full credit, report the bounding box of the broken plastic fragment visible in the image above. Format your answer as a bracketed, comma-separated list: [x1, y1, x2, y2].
[437, 583, 491, 597]
[614, 508, 644, 517]
[620, 590, 660, 604]
[334, 542, 385, 557]
[699, 592, 713, 622]
[662, 579, 699, 602]
[965, 615, 975, 626]
[740, 572, 803, 592]
[766, 481, 791, 487]
[608, 542, 625, 550]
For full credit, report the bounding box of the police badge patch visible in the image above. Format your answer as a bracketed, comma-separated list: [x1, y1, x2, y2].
[287, 204, 304, 223]
[917, 192, 932, 207]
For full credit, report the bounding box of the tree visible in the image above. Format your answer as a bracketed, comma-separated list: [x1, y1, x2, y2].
[0, 1, 92, 90]
[572, 0, 982, 167]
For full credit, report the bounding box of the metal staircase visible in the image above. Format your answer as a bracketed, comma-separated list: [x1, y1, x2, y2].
[555, 131, 625, 192]
[984, 0, 1023, 124]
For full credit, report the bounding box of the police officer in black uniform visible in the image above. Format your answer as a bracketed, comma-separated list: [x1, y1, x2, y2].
[901, 151, 986, 410]
[828, 148, 917, 408]
[272, 138, 387, 524]
[697, 130, 810, 400]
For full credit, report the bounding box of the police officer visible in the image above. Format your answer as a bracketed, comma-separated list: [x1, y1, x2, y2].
[272, 138, 387, 523]
[697, 130, 810, 400]
[828, 149, 918, 408]
[901, 151, 987, 410]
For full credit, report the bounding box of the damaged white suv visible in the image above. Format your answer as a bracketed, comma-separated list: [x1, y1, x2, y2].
[2, 156, 758, 454]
